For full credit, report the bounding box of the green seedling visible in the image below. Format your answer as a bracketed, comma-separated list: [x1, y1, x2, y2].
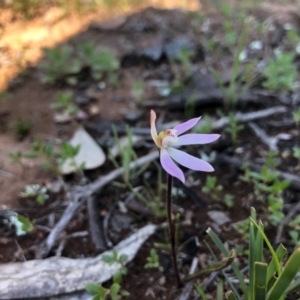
[288, 215, 300, 247]
[293, 107, 300, 125]
[262, 52, 298, 93]
[85, 282, 130, 300]
[202, 175, 223, 199]
[211, 18, 256, 110]
[20, 184, 49, 205]
[241, 152, 291, 226]
[225, 113, 244, 146]
[57, 141, 84, 174]
[39, 45, 81, 84]
[11, 118, 32, 141]
[175, 47, 194, 78]
[102, 249, 128, 285]
[145, 248, 163, 271]
[78, 41, 119, 82]
[132, 79, 144, 105]
[192, 115, 213, 134]
[51, 91, 78, 115]
[184, 91, 197, 120]
[14, 137, 83, 175]
[293, 147, 300, 170]
[109, 125, 147, 183]
[286, 28, 300, 49]
[223, 193, 234, 208]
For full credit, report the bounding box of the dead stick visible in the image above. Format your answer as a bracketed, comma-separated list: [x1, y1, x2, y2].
[218, 154, 300, 191]
[87, 195, 107, 251]
[37, 151, 159, 258]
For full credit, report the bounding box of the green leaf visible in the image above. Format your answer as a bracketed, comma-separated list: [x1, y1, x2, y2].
[102, 254, 115, 265]
[254, 262, 268, 299]
[113, 271, 123, 284]
[184, 250, 235, 281]
[119, 254, 128, 264]
[225, 291, 238, 300]
[110, 283, 120, 300]
[206, 228, 247, 296]
[267, 248, 300, 299]
[85, 283, 106, 295]
[17, 215, 34, 233]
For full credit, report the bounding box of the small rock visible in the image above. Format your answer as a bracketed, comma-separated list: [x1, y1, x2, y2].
[124, 110, 143, 123]
[207, 210, 231, 226]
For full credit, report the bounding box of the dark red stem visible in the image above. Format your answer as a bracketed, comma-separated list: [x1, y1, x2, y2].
[167, 174, 183, 288]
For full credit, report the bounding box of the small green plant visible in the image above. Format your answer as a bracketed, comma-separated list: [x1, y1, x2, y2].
[211, 19, 256, 110]
[11, 118, 32, 140]
[145, 248, 163, 271]
[225, 113, 244, 146]
[293, 147, 300, 170]
[12, 137, 83, 175]
[202, 175, 223, 199]
[132, 80, 144, 105]
[57, 142, 84, 174]
[78, 41, 119, 82]
[293, 107, 300, 125]
[102, 249, 128, 284]
[109, 126, 146, 183]
[20, 184, 49, 205]
[86, 249, 130, 299]
[192, 115, 213, 134]
[39, 45, 81, 84]
[51, 91, 78, 116]
[175, 47, 194, 78]
[223, 193, 234, 208]
[241, 152, 291, 226]
[85, 282, 130, 300]
[185, 91, 197, 120]
[262, 52, 298, 93]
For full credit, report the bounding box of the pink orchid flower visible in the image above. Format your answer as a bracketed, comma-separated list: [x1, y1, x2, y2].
[150, 110, 220, 183]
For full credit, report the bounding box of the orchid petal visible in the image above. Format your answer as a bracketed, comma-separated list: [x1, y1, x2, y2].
[150, 110, 159, 147]
[167, 147, 214, 172]
[160, 148, 185, 183]
[177, 134, 220, 146]
[173, 117, 201, 135]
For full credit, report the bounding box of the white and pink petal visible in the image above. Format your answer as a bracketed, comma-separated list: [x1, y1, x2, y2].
[177, 134, 220, 146]
[160, 148, 185, 183]
[167, 147, 214, 172]
[172, 117, 201, 136]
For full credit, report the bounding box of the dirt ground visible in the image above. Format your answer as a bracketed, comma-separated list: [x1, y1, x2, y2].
[1, 1, 300, 299]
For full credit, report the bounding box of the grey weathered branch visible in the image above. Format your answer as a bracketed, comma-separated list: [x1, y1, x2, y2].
[37, 151, 159, 258]
[218, 154, 300, 190]
[248, 122, 291, 151]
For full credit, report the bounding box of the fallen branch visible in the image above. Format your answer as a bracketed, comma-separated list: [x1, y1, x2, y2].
[218, 154, 300, 191]
[275, 201, 300, 244]
[87, 195, 107, 251]
[37, 151, 159, 258]
[0, 224, 157, 299]
[178, 257, 198, 300]
[248, 122, 291, 151]
[210, 106, 287, 130]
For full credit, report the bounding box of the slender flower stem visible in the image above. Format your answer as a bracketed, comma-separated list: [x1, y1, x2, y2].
[167, 174, 183, 288]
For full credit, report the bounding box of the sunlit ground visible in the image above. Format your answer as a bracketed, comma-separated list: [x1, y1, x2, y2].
[0, 0, 199, 90]
[1, 0, 299, 90]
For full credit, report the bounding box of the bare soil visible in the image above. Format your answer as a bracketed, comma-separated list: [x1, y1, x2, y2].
[1, 2, 300, 299]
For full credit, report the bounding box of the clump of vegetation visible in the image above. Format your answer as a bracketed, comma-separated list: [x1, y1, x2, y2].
[39, 45, 81, 85]
[11, 118, 32, 140]
[262, 52, 298, 93]
[78, 41, 119, 82]
[86, 250, 130, 300]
